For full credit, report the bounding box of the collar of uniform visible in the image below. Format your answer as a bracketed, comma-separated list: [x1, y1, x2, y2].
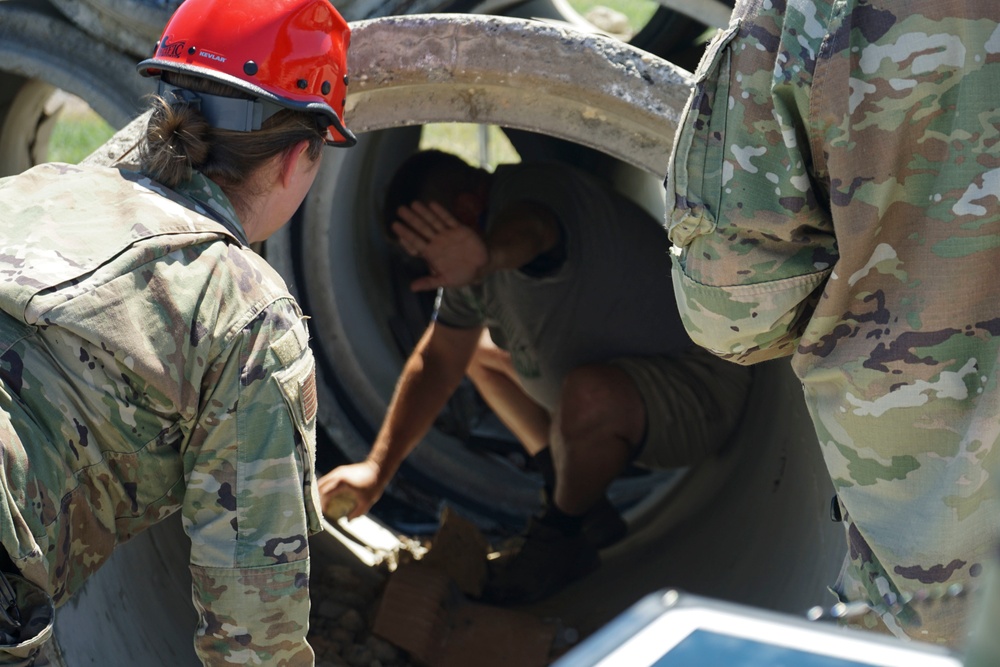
[171, 170, 250, 247]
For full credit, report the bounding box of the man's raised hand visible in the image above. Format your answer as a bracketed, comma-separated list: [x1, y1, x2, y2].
[392, 201, 489, 291]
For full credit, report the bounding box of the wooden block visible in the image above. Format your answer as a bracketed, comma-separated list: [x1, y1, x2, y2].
[373, 563, 555, 667]
[421, 506, 490, 597]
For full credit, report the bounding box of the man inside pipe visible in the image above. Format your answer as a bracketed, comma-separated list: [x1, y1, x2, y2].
[318, 149, 751, 603]
[665, 0, 1000, 651]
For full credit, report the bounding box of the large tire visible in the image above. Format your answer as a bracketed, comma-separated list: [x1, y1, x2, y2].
[0, 0, 153, 176]
[44, 0, 178, 58]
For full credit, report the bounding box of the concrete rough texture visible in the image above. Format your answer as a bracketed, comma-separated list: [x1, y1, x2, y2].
[309, 558, 418, 667]
[310, 513, 565, 667]
[344, 14, 694, 178]
[81, 110, 149, 170]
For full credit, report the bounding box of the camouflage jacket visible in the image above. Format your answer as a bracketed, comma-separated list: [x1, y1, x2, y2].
[0, 163, 323, 665]
[667, 0, 1000, 646]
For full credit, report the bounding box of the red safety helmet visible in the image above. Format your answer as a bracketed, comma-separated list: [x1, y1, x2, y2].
[138, 0, 356, 146]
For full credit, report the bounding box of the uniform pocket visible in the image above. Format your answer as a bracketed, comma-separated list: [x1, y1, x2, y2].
[271, 325, 323, 536]
[667, 20, 741, 248]
[0, 575, 53, 667]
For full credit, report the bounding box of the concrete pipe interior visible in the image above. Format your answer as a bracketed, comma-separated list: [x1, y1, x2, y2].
[5, 12, 846, 666]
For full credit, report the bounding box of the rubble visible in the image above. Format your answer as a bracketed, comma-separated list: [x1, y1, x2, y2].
[372, 564, 556, 667]
[309, 559, 412, 667]
[309, 508, 571, 667]
[417, 507, 490, 598]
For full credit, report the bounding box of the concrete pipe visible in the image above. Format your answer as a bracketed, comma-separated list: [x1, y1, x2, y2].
[43, 12, 843, 666]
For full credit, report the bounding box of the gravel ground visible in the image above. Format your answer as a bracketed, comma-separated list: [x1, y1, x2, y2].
[309, 561, 416, 667]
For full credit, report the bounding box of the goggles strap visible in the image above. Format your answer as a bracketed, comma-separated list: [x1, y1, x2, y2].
[158, 81, 283, 132]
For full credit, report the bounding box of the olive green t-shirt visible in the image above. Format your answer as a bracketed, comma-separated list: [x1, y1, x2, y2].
[436, 162, 691, 411]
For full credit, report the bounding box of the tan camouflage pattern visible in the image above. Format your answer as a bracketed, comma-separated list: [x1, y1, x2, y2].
[667, 0, 1000, 647]
[0, 163, 323, 665]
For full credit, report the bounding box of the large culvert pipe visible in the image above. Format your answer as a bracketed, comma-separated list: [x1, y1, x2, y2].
[54, 14, 845, 664]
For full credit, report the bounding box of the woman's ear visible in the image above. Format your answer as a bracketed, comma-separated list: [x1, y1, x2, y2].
[280, 140, 314, 189]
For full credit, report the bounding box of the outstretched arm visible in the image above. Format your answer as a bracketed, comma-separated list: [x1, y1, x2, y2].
[318, 321, 483, 519]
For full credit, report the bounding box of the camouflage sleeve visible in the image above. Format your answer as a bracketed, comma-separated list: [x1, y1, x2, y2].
[666, 3, 837, 364]
[183, 297, 321, 666]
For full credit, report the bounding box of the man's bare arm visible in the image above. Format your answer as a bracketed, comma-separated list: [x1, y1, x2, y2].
[318, 322, 482, 518]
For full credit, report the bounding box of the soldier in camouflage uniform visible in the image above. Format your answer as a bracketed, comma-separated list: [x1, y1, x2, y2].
[667, 0, 1000, 649]
[0, 0, 356, 664]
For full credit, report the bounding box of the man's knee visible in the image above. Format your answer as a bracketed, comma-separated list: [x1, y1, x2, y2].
[557, 364, 644, 445]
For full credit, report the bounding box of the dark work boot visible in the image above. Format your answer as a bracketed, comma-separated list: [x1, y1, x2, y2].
[531, 448, 628, 550]
[582, 496, 628, 550]
[482, 514, 599, 605]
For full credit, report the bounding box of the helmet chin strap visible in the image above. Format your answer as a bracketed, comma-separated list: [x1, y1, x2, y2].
[158, 81, 284, 132]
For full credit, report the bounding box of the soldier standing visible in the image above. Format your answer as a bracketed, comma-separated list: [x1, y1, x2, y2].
[0, 0, 355, 663]
[667, 0, 1000, 651]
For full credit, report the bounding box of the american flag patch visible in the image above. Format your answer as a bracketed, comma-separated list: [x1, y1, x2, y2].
[302, 369, 317, 423]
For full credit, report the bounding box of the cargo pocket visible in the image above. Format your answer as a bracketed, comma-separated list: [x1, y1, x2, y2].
[666, 20, 741, 249]
[0, 575, 53, 667]
[271, 325, 323, 535]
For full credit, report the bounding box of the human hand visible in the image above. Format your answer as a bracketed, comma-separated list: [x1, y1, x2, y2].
[317, 460, 385, 520]
[392, 201, 489, 291]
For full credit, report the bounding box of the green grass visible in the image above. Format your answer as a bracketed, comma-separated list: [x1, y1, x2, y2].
[47, 109, 114, 164]
[567, 0, 659, 35]
[419, 123, 521, 171]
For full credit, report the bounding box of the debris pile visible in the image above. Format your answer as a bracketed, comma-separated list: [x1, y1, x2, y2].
[309, 560, 410, 667]
[308, 508, 574, 667]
